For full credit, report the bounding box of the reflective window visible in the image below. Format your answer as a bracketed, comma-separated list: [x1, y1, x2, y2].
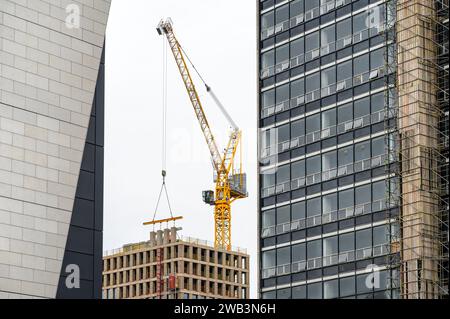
[324, 236, 338, 256]
[356, 228, 372, 249]
[291, 38, 304, 58]
[373, 225, 388, 246]
[340, 277, 355, 297]
[353, 12, 367, 35]
[276, 44, 289, 64]
[322, 108, 336, 129]
[355, 141, 370, 161]
[277, 124, 290, 143]
[337, 60, 352, 83]
[371, 92, 384, 113]
[292, 285, 306, 299]
[307, 197, 321, 217]
[338, 146, 353, 166]
[290, 0, 304, 17]
[262, 250, 275, 269]
[261, 11, 274, 30]
[292, 243, 306, 261]
[262, 209, 275, 229]
[291, 160, 305, 179]
[276, 205, 290, 225]
[276, 4, 289, 24]
[321, 25, 335, 48]
[321, 66, 336, 89]
[261, 89, 275, 108]
[277, 246, 291, 265]
[354, 97, 370, 119]
[262, 290, 276, 299]
[323, 193, 337, 213]
[276, 84, 289, 103]
[261, 50, 274, 69]
[322, 150, 337, 171]
[276, 164, 290, 184]
[306, 155, 321, 175]
[339, 233, 355, 252]
[306, 113, 320, 133]
[306, 72, 320, 93]
[277, 288, 291, 299]
[305, 0, 319, 12]
[308, 282, 322, 299]
[291, 119, 305, 138]
[324, 279, 338, 299]
[371, 48, 384, 70]
[354, 53, 369, 75]
[355, 184, 371, 205]
[372, 181, 385, 202]
[307, 239, 322, 259]
[339, 189, 354, 209]
[291, 78, 304, 98]
[305, 32, 319, 53]
[292, 201, 305, 220]
[337, 18, 351, 40]
[357, 273, 372, 294]
[338, 103, 353, 124]
[262, 171, 275, 188]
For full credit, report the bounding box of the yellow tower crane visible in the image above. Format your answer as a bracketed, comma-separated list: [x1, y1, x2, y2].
[157, 18, 247, 251]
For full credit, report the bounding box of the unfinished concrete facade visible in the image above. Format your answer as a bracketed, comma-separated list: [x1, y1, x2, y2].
[102, 228, 250, 299]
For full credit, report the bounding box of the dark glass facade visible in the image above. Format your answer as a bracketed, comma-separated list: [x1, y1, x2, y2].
[257, 0, 401, 299]
[56, 48, 105, 299]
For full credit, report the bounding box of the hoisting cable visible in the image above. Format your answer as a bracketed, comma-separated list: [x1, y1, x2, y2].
[150, 36, 174, 230]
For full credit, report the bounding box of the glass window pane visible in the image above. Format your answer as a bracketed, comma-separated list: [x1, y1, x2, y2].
[261, 89, 275, 108]
[321, 25, 335, 47]
[276, 164, 290, 183]
[291, 119, 305, 138]
[307, 197, 321, 217]
[305, 31, 319, 52]
[306, 155, 321, 175]
[372, 136, 384, 157]
[292, 201, 305, 220]
[321, 66, 336, 88]
[291, 160, 305, 179]
[338, 103, 353, 124]
[355, 184, 371, 205]
[291, 38, 304, 58]
[372, 181, 385, 201]
[290, 0, 304, 17]
[276, 4, 289, 24]
[353, 12, 367, 33]
[354, 53, 369, 75]
[277, 246, 291, 265]
[307, 282, 322, 299]
[370, 48, 384, 70]
[306, 113, 320, 132]
[373, 225, 387, 246]
[261, 11, 274, 30]
[371, 92, 384, 113]
[337, 60, 352, 82]
[276, 44, 289, 64]
[305, 0, 319, 12]
[323, 193, 337, 213]
[356, 228, 372, 249]
[261, 50, 274, 69]
[262, 290, 276, 299]
[307, 239, 322, 259]
[357, 274, 373, 294]
[276, 84, 289, 103]
[277, 124, 290, 143]
[277, 288, 291, 299]
[340, 277, 355, 297]
[262, 171, 275, 188]
[322, 151, 337, 170]
[322, 108, 336, 129]
[277, 205, 290, 224]
[306, 72, 320, 93]
[262, 250, 275, 269]
[339, 189, 354, 209]
[291, 78, 304, 97]
[292, 243, 306, 261]
[324, 279, 338, 299]
[292, 285, 306, 299]
[337, 18, 351, 39]
[354, 97, 370, 118]
[262, 209, 275, 228]
[339, 233, 355, 252]
[324, 236, 338, 256]
[355, 141, 370, 161]
[338, 146, 353, 166]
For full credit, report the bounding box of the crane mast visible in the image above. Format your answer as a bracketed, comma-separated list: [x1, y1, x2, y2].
[157, 18, 247, 250]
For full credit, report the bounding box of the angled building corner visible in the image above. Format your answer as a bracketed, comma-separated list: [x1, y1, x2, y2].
[0, 0, 111, 298]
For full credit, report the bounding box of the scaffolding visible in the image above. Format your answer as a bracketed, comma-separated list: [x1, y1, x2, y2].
[383, 0, 449, 299]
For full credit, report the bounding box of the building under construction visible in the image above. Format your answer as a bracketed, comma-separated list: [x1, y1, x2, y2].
[102, 227, 250, 299]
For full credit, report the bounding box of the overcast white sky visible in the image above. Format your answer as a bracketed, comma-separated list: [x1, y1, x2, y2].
[104, 1, 258, 297]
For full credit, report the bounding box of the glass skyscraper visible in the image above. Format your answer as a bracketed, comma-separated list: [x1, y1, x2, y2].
[257, 0, 448, 299]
